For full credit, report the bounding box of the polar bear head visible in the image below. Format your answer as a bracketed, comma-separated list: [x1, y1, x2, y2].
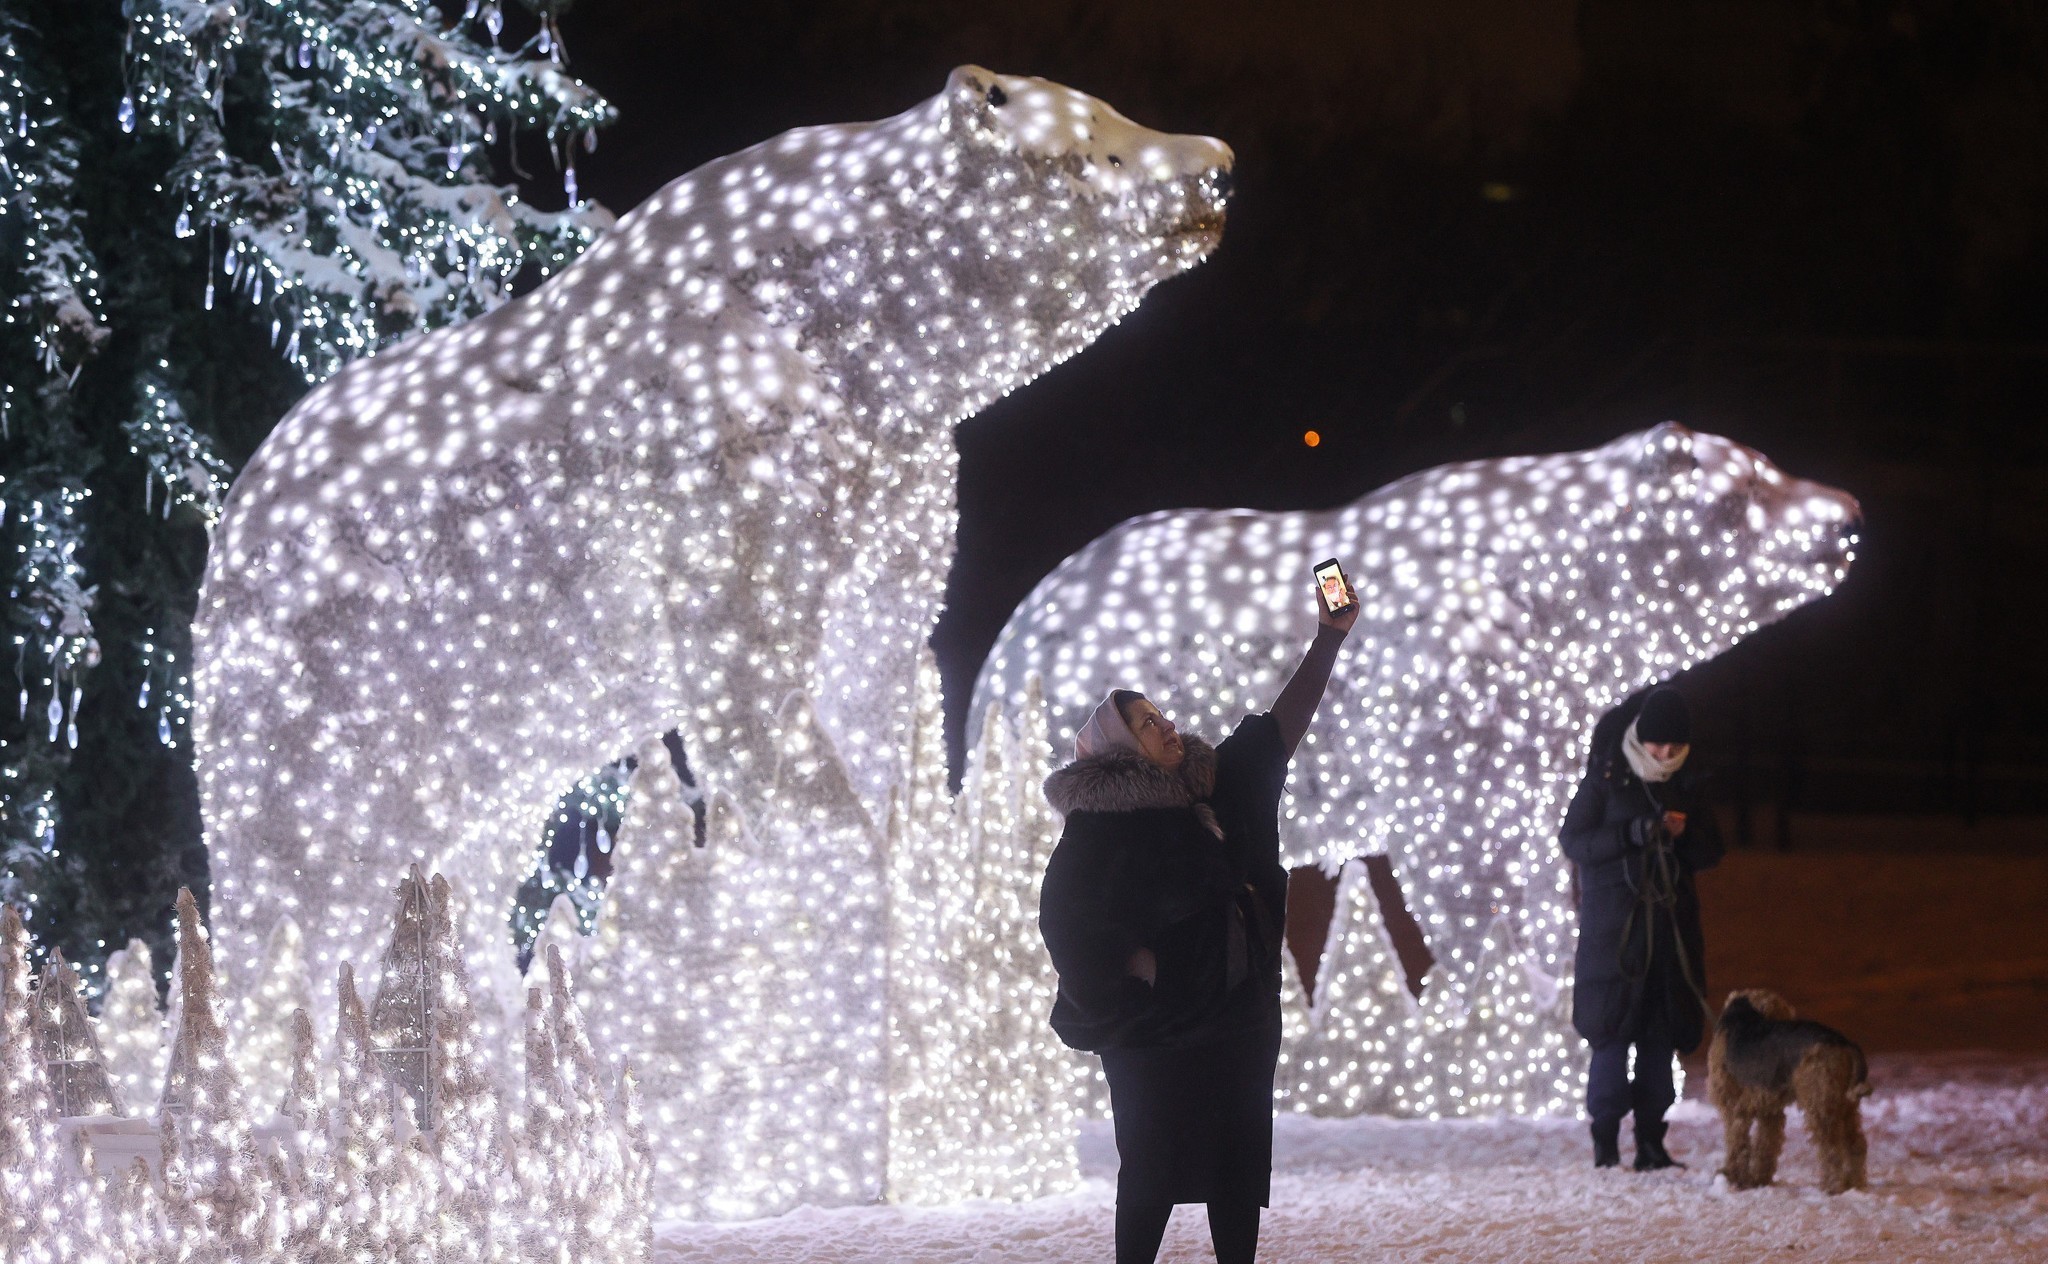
[574, 66, 1233, 439]
[1423, 421, 1862, 680]
[928, 65, 1233, 308]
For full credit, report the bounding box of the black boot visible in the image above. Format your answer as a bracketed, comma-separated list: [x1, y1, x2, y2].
[1633, 1119, 1684, 1171]
[1591, 1118, 1622, 1169]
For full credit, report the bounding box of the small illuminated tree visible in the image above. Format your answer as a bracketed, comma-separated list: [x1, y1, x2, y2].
[240, 915, 315, 1114]
[158, 888, 277, 1253]
[31, 950, 121, 1117]
[97, 938, 164, 1112]
[0, 906, 68, 1254]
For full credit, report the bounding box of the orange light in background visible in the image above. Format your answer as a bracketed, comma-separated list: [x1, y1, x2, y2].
[1303, 430, 1321, 447]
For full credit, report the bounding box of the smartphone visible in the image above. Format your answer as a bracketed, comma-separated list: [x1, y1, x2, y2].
[1313, 557, 1356, 616]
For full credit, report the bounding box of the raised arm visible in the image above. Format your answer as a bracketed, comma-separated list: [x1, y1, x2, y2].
[1270, 576, 1359, 757]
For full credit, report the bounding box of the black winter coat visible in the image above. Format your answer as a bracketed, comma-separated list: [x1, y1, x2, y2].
[1560, 748, 1724, 1052]
[1037, 715, 1291, 1052]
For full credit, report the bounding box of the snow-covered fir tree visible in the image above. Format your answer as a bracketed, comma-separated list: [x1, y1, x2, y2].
[0, 0, 611, 983]
[123, 0, 613, 381]
[0, 5, 106, 935]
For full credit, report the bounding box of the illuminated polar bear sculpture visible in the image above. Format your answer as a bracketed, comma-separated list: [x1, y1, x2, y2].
[193, 67, 1232, 1045]
[975, 424, 1857, 1114]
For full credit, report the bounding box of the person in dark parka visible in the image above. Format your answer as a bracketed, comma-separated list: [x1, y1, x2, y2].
[1560, 684, 1725, 1171]
[1039, 579, 1356, 1264]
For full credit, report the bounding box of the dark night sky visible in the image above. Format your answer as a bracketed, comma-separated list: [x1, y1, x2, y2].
[551, 1, 2048, 821]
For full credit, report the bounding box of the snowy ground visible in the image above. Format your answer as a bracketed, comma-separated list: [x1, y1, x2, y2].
[654, 1054, 2048, 1262]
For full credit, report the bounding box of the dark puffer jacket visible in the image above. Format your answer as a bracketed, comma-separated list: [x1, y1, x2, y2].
[1559, 707, 1725, 1052]
[1037, 716, 1290, 1052]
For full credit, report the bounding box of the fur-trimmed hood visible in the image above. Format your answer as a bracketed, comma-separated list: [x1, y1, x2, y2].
[1043, 736, 1217, 816]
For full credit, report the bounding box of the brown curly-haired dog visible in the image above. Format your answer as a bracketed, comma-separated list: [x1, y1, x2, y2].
[1708, 989, 1871, 1194]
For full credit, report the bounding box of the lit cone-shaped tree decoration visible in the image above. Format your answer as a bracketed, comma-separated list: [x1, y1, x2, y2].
[957, 701, 1016, 1154]
[240, 915, 316, 1118]
[109, 1154, 168, 1264]
[526, 891, 589, 1002]
[617, 1060, 653, 1264]
[879, 675, 1077, 1203]
[98, 939, 163, 1117]
[367, 869, 513, 1255]
[518, 984, 563, 1255]
[158, 886, 278, 1256]
[1278, 860, 1410, 1117]
[328, 962, 408, 1260]
[541, 941, 633, 1262]
[277, 1009, 319, 1128]
[33, 949, 122, 1117]
[368, 866, 439, 1128]
[1, 905, 71, 1256]
[983, 676, 1078, 1195]
[883, 649, 970, 1201]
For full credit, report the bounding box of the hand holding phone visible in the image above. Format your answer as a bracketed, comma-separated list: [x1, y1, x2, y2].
[1313, 557, 1358, 618]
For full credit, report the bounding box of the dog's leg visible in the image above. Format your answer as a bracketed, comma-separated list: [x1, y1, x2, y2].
[1845, 1106, 1868, 1191]
[1835, 1104, 1869, 1193]
[1797, 1050, 1869, 1194]
[1810, 1101, 1858, 1194]
[1720, 1110, 1754, 1188]
[1752, 1107, 1786, 1187]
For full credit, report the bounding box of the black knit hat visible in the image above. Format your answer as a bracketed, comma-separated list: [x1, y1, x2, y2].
[1635, 686, 1691, 745]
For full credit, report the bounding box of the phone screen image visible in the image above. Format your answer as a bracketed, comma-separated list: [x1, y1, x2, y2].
[1315, 560, 1352, 614]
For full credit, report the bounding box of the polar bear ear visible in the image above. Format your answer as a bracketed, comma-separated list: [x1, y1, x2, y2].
[1632, 420, 1702, 487]
[940, 65, 1006, 142]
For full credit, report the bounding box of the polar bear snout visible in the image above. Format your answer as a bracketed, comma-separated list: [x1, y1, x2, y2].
[1154, 161, 1233, 251]
[1189, 165, 1234, 229]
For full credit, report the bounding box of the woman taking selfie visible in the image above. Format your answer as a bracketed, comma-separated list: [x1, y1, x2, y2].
[1038, 572, 1357, 1264]
[1560, 684, 1724, 1171]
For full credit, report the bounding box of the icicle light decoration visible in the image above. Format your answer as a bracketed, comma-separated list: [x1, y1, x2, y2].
[0, 14, 110, 380]
[976, 424, 1859, 1119]
[124, 361, 233, 527]
[1, 476, 98, 898]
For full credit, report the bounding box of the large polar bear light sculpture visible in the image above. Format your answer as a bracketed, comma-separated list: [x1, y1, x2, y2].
[193, 67, 1231, 1050]
[975, 424, 1858, 1115]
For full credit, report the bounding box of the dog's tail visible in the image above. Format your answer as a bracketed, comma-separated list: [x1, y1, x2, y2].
[1849, 1046, 1872, 1099]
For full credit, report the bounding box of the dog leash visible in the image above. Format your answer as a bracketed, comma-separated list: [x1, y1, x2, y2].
[1617, 782, 1715, 1033]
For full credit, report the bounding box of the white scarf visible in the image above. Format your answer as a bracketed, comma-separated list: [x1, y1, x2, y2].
[1074, 689, 1146, 762]
[1621, 718, 1689, 783]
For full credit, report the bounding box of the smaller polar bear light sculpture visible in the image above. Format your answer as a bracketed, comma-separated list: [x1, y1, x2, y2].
[193, 67, 1231, 1056]
[976, 424, 1858, 1115]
